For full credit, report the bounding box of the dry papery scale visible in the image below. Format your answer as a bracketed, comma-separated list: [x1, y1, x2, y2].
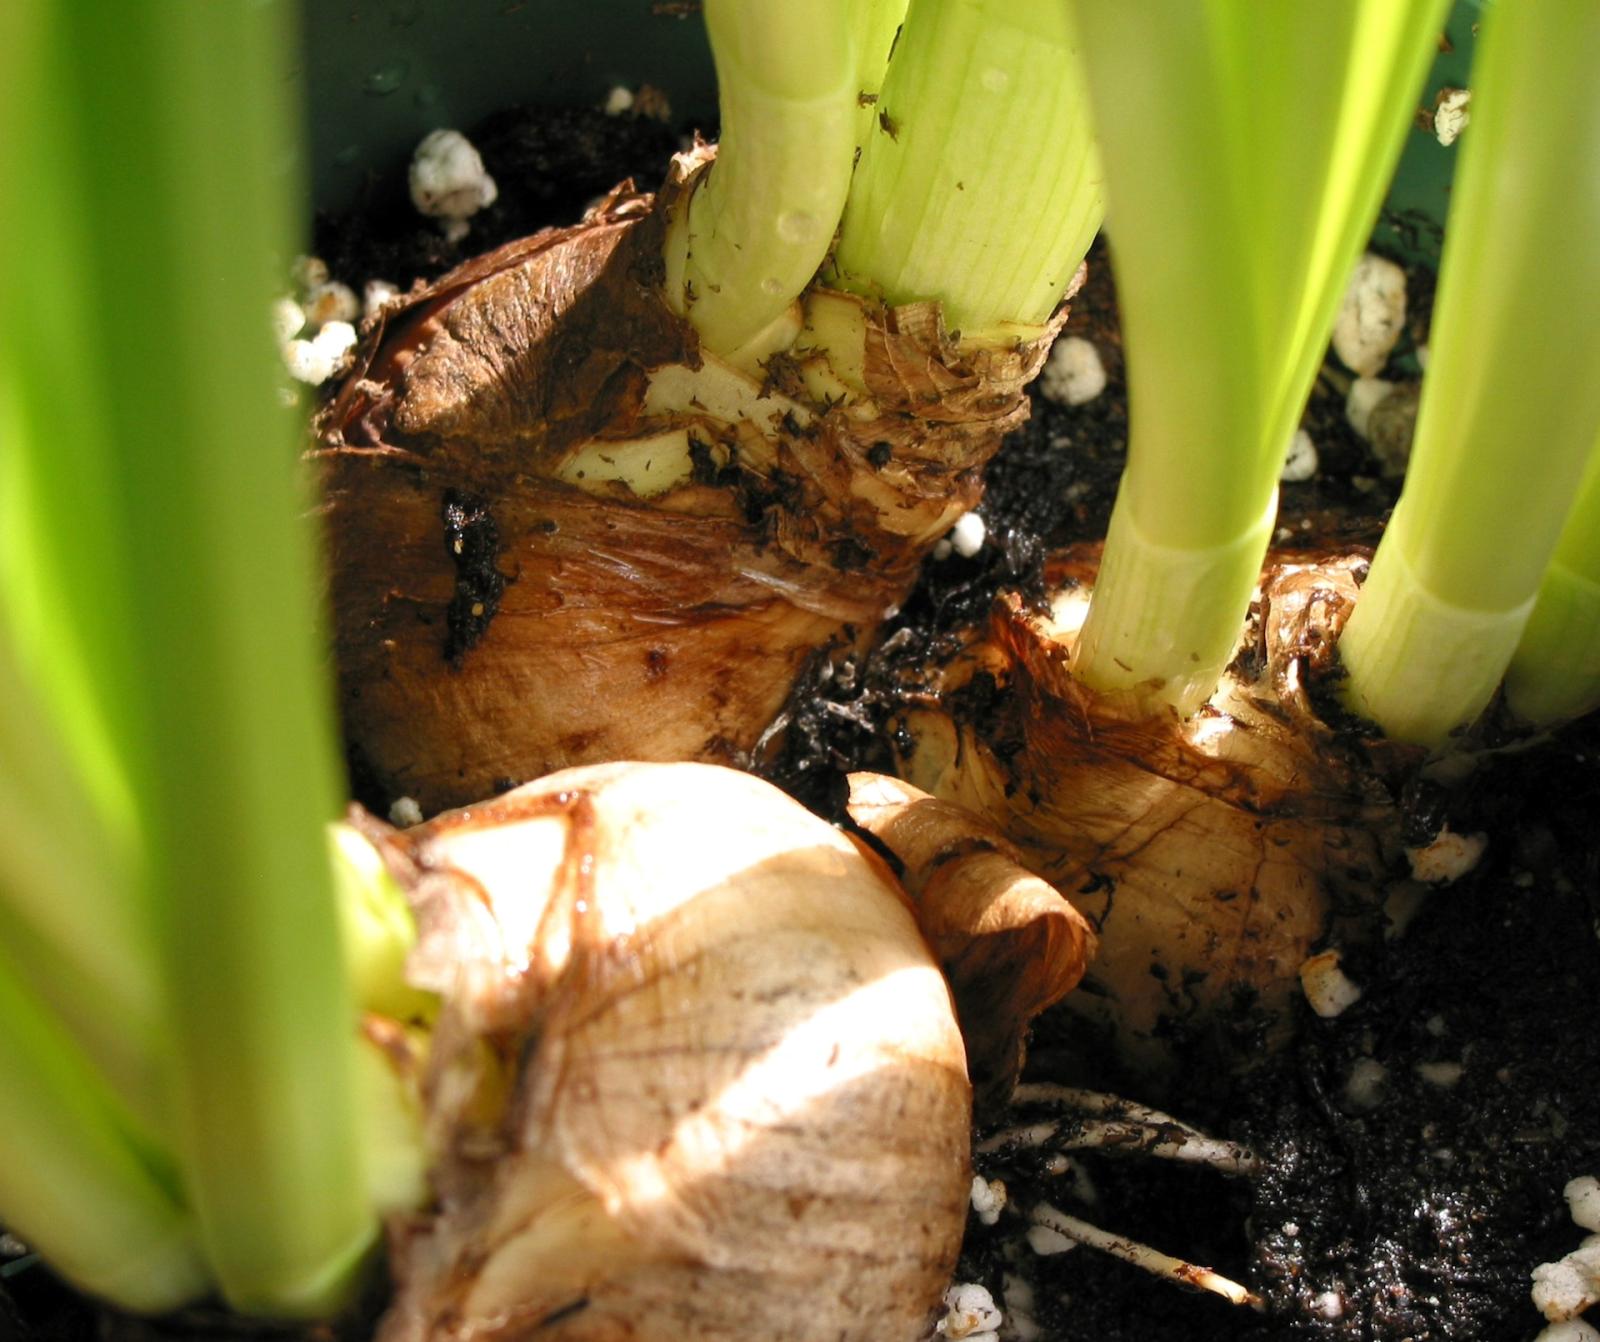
[892, 544, 1421, 1083]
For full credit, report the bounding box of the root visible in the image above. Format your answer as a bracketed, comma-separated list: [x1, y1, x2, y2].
[976, 1083, 1259, 1176]
[1029, 1202, 1265, 1312]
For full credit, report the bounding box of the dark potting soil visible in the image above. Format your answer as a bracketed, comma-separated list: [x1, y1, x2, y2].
[6, 102, 1595, 1342]
[767, 234, 1600, 1342]
[954, 714, 1600, 1342]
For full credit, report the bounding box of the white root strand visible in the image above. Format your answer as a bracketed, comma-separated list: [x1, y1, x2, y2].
[1030, 1203, 1265, 1313]
[986, 1085, 1259, 1175]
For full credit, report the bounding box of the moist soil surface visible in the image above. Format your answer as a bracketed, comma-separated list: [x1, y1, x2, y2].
[5, 103, 1596, 1342]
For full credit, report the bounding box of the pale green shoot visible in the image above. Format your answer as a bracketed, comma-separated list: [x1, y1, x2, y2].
[330, 822, 437, 1023]
[1504, 441, 1600, 727]
[1340, 3, 1600, 745]
[1067, 0, 1449, 714]
[0, 0, 384, 1317]
[0, 954, 206, 1315]
[665, 0, 862, 355]
[833, 0, 1103, 335]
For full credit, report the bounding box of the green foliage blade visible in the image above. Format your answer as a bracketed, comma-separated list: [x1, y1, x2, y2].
[1068, 0, 1449, 711]
[1, 0, 379, 1315]
[834, 0, 1104, 331]
[1341, 2, 1600, 743]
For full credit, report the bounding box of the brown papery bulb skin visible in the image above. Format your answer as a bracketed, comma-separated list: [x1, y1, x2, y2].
[371, 762, 972, 1342]
[897, 548, 1407, 1085]
[845, 772, 1098, 1115]
[315, 148, 1074, 814]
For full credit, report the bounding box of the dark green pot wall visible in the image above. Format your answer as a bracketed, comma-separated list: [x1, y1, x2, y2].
[299, 0, 715, 213]
[300, 0, 1484, 254]
[1375, 0, 1485, 264]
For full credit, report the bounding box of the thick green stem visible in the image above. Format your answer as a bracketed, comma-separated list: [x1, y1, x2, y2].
[0, 0, 379, 1315]
[1074, 487, 1279, 713]
[833, 0, 1103, 333]
[1068, 0, 1448, 713]
[0, 952, 206, 1315]
[665, 0, 861, 355]
[0, 0, 172, 1164]
[852, 0, 910, 146]
[98, 5, 375, 1311]
[1340, 2, 1600, 744]
[1505, 441, 1600, 726]
[0, 631, 166, 1132]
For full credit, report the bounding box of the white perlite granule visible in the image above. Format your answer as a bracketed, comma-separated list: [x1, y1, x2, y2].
[969, 1175, 1006, 1226]
[1343, 1057, 1388, 1111]
[1038, 336, 1107, 406]
[409, 129, 498, 238]
[270, 295, 305, 344]
[1332, 253, 1406, 377]
[1025, 1222, 1077, 1257]
[303, 280, 360, 328]
[1299, 949, 1362, 1018]
[363, 278, 402, 319]
[1001, 1272, 1042, 1342]
[1309, 1289, 1347, 1320]
[1346, 375, 1396, 440]
[388, 796, 424, 828]
[1532, 1235, 1600, 1322]
[936, 1282, 1002, 1342]
[282, 320, 358, 385]
[1415, 1060, 1465, 1089]
[948, 511, 987, 558]
[1432, 87, 1472, 147]
[1281, 428, 1318, 482]
[1405, 826, 1488, 885]
[1566, 1176, 1600, 1233]
[290, 253, 329, 292]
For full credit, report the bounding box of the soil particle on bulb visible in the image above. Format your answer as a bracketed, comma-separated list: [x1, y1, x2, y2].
[440, 490, 506, 664]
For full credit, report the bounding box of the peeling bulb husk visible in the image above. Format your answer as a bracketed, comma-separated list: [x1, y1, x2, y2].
[366, 762, 973, 1342]
[315, 148, 1076, 813]
[893, 546, 1407, 1083]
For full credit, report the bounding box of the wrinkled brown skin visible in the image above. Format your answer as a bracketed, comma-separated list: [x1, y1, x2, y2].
[846, 772, 1098, 1116]
[897, 548, 1409, 1081]
[315, 150, 1071, 814]
[357, 762, 973, 1342]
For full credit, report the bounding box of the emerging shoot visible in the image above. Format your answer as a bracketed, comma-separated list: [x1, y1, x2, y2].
[1066, 0, 1450, 713]
[663, 0, 860, 356]
[1505, 439, 1600, 727]
[1340, 3, 1600, 745]
[833, 0, 1103, 334]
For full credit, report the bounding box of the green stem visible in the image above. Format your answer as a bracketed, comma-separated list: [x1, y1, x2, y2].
[0, 951, 206, 1315]
[3, 1, 379, 1314]
[0, 629, 166, 1130]
[832, 0, 1103, 333]
[0, 0, 172, 1159]
[1067, 0, 1448, 713]
[852, 0, 910, 147]
[1505, 441, 1600, 726]
[665, 0, 862, 355]
[1340, 2, 1600, 744]
[329, 822, 436, 1023]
